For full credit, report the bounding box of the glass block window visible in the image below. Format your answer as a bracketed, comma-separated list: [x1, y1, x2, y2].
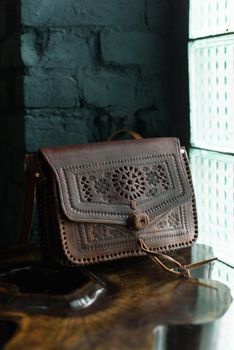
[189, 36, 234, 152]
[212, 261, 234, 293]
[190, 148, 234, 266]
[189, 1, 234, 268]
[189, 0, 234, 38]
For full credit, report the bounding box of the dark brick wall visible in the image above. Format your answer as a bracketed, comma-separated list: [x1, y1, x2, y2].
[170, 0, 190, 147]
[0, 0, 189, 247]
[21, 0, 173, 151]
[0, 1, 24, 248]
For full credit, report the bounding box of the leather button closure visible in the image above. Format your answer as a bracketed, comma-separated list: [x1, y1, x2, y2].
[128, 213, 150, 231]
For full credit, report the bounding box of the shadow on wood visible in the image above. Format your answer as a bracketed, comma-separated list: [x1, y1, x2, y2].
[0, 244, 231, 350]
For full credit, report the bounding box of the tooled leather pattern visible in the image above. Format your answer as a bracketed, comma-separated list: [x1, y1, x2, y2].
[57, 148, 197, 264]
[78, 163, 170, 203]
[58, 154, 194, 263]
[64, 158, 173, 207]
[75, 205, 188, 253]
[40, 139, 197, 264]
[41, 138, 193, 226]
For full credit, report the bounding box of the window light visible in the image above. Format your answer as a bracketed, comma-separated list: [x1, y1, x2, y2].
[190, 148, 234, 266]
[189, 35, 234, 152]
[189, 0, 234, 39]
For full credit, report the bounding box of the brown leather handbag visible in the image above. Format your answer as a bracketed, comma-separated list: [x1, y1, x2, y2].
[8, 131, 215, 277]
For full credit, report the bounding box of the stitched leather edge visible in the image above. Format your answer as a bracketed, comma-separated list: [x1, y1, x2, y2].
[56, 149, 198, 266]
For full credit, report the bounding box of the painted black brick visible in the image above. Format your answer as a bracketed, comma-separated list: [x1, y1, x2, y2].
[0, 2, 7, 39]
[21, 0, 145, 29]
[21, 30, 94, 68]
[22, 0, 173, 154]
[0, 1, 24, 248]
[2, 0, 186, 246]
[101, 31, 168, 67]
[24, 73, 78, 108]
[147, 0, 172, 33]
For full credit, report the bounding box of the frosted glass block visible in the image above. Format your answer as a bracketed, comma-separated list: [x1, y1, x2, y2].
[189, 35, 234, 153]
[190, 148, 234, 266]
[212, 262, 234, 293]
[189, 0, 234, 38]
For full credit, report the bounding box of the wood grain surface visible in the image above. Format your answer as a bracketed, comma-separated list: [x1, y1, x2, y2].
[0, 244, 232, 350]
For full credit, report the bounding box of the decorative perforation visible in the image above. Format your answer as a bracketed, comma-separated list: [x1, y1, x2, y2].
[189, 35, 234, 152]
[55, 149, 197, 266]
[182, 150, 198, 243]
[80, 176, 92, 202]
[58, 195, 197, 265]
[112, 165, 146, 200]
[61, 154, 182, 222]
[146, 164, 170, 191]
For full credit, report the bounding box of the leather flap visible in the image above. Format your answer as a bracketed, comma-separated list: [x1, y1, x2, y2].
[40, 138, 192, 226]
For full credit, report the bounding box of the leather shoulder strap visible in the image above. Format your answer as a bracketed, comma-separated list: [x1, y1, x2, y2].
[108, 129, 142, 141]
[17, 153, 46, 244]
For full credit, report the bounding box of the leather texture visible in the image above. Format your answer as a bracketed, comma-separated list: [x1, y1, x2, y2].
[17, 154, 46, 244]
[38, 137, 198, 265]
